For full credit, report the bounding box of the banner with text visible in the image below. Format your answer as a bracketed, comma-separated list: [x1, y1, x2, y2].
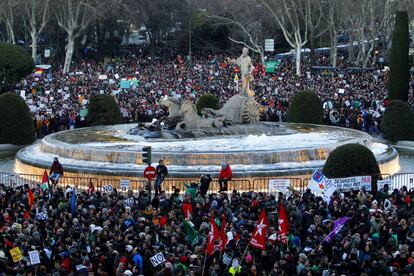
[333, 176, 372, 192]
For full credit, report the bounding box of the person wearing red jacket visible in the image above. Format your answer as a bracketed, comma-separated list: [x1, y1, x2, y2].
[218, 162, 232, 192]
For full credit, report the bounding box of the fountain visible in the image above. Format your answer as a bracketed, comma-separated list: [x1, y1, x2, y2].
[14, 48, 400, 187]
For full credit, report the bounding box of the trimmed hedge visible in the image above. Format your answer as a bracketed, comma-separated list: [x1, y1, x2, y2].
[388, 11, 410, 102]
[381, 100, 414, 142]
[287, 90, 323, 124]
[0, 43, 34, 93]
[196, 93, 219, 115]
[86, 94, 122, 126]
[0, 93, 35, 145]
[323, 143, 380, 179]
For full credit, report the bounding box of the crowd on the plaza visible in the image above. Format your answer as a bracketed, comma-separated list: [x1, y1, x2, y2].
[1, 178, 414, 275]
[12, 52, 414, 137]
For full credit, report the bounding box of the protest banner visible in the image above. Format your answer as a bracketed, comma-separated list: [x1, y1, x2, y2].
[10, 247, 23, 263]
[150, 253, 166, 267]
[29, 250, 41, 265]
[333, 176, 372, 192]
[268, 179, 290, 193]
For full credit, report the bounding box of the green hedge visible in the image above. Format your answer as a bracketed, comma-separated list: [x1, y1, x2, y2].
[323, 143, 380, 179]
[196, 93, 219, 115]
[0, 93, 35, 145]
[0, 43, 34, 93]
[287, 90, 323, 124]
[381, 100, 414, 142]
[388, 11, 410, 101]
[86, 94, 122, 126]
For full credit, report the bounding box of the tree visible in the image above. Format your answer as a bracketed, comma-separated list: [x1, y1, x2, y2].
[381, 100, 414, 142]
[388, 11, 410, 102]
[22, 0, 50, 63]
[322, 143, 381, 190]
[86, 94, 122, 126]
[0, 42, 34, 93]
[0, 92, 35, 145]
[54, 0, 96, 73]
[196, 93, 219, 115]
[287, 90, 323, 124]
[260, 0, 310, 76]
[0, 0, 17, 44]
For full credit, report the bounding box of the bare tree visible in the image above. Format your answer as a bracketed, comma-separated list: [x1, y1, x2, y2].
[260, 0, 310, 76]
[21, 0, 50, 62]
[0, 0, 17, 44]
[54, 0, 96, 73]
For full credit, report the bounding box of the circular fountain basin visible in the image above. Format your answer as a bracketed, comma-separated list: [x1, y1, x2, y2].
[14, 122, 399, 181]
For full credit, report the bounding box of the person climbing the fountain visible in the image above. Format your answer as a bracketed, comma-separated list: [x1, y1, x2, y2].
[49, 157, 64, 186]
[218, 162, 232, 192]
[155, 160, 168, 195]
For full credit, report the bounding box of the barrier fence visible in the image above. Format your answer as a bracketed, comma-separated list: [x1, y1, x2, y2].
[0, 171, 413, 194]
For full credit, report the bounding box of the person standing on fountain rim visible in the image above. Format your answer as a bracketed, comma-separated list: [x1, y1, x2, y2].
[218, 162, 232, 192]
[155, 160, 168, 195]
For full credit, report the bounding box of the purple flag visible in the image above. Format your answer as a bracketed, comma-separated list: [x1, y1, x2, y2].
[323, 217, 351, 243]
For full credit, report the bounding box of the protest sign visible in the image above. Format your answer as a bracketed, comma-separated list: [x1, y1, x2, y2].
[333, 176, 372, 192]
[150, 253, 166, 267]
[120, 179, 130, 191]
[268, 179, 290, 193]
[377, 179, 392, 191]
[123, 198, 134, 208]
[102, 185, 113, 192]
[10, 247, 22, 263]
[29, 250, 41, 265]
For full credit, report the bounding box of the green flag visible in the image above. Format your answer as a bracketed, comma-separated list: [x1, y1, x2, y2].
[182, 219, 199, 246]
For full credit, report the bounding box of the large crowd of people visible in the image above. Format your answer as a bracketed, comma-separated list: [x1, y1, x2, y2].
[12, 52, 414, 137]
[1, 179, 414, 275]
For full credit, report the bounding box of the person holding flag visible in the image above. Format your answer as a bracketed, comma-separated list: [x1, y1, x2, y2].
[249, 209, 269, 250]
[277, 204, 289, 244]
[206, 215, 220, 256]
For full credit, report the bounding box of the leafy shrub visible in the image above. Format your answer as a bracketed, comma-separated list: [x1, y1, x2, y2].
[0, 43, 34, 93]
[0, 93, 35, 145]
[86, 94, 122, 126]
[287, 90, 323, 124]
[381, 100, 414, 142]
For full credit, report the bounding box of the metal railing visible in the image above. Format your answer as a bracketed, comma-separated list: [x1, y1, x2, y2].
[1, 171, 414, 194]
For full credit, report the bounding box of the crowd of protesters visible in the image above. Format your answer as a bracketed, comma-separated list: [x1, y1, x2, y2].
[12, 52, 414, 138]
[1, 176, 414, 275]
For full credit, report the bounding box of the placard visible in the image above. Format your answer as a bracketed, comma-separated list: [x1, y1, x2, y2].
[102, 185, 113, 192]
[268, 179, 290, 193]
[98, 74, 108, 80]
[10, 247, 23, 263]
[29, 250, 41, 265]
[79, 109, 88, 118]
[36, 211, 48, 221]
[150, 253, 166, 267]
[123, 198, 134, 208]
[377, 179, 392, 191]
[120, 179, 130, 191]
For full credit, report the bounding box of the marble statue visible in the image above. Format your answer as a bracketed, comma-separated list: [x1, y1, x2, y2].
[160, 96, 182, 118]
[226, 47, 254, 97]
[176, 100, 226, 130]
[201, 48, 261, 124]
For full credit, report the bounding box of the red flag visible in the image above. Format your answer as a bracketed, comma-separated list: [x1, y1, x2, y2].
[28, 189, 34, 209]
[160, 216, 167, 228]
[207, 215, 219, 255]
[277, 204, 289, 244]
[219, 213, 227, 251]
[249, 209, 269, 250]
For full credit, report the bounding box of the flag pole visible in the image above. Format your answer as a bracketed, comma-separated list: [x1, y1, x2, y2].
[201, 250, 208, 276]
[239, 243, 249, 267]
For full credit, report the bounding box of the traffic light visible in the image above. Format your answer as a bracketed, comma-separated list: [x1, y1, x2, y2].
[142, 146, 152, 165]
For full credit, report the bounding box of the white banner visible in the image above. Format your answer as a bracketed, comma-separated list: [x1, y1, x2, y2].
[333, 176, 372, 192]
[98, 74, 108, 80]
[150, 253, 166, 267]
[268, 179, 290, 193]
[322, 179, 337, 202]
